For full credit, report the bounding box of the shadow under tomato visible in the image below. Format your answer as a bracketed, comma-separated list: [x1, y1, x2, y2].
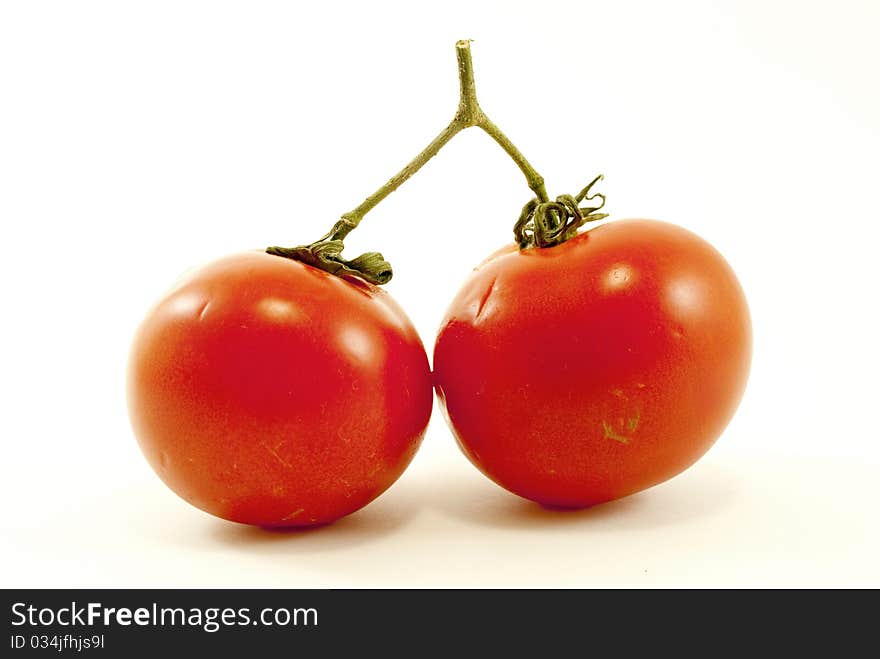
[422, 457, 740, 532]
[208, 484, 420, 554]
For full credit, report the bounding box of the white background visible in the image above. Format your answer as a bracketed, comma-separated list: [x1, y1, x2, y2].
[2, 0, 878, 587]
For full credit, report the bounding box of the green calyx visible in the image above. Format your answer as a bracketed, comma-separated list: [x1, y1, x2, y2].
[268, 40, 608, 284]
[514, 175, 608, 249]
[266, 241, 392, 286]
[268, 217, 392, 285]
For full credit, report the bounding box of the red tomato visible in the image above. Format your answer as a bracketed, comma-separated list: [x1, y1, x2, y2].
[127, 251, 432, 527]
[433, 220, 751, 508]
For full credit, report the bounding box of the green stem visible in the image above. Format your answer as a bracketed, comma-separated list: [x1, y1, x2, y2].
[335, 40, 547, 239]
[268, 39, 551, 284]
[478, 115, 548, 203]
[332, 119, 465, 241]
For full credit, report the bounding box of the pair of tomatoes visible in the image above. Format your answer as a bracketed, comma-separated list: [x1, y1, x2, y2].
[128, 219, 751, 527]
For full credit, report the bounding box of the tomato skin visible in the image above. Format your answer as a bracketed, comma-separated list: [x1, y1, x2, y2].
[127, 251, 432, 527]
[433, 220, 751, 508]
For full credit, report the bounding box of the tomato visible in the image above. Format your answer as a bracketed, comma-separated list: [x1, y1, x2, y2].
[433, 219, 751, 508]
[127, 251, 432, 527]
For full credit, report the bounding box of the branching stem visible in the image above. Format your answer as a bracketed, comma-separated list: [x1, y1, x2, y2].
[268, 40, 550, 284]
[334, 40, 548, 242]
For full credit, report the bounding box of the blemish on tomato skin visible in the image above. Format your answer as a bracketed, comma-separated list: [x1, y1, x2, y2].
[338, 477, 353, 496]
[626, 409, 641, 432]
[261, 441, 293, 469]
[197, 300, 212, 321]
[281, 508, 304, 521]
[602, 406, 641, 444]
[474, 277, 498, 321]
[602, 420, 630, 444]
